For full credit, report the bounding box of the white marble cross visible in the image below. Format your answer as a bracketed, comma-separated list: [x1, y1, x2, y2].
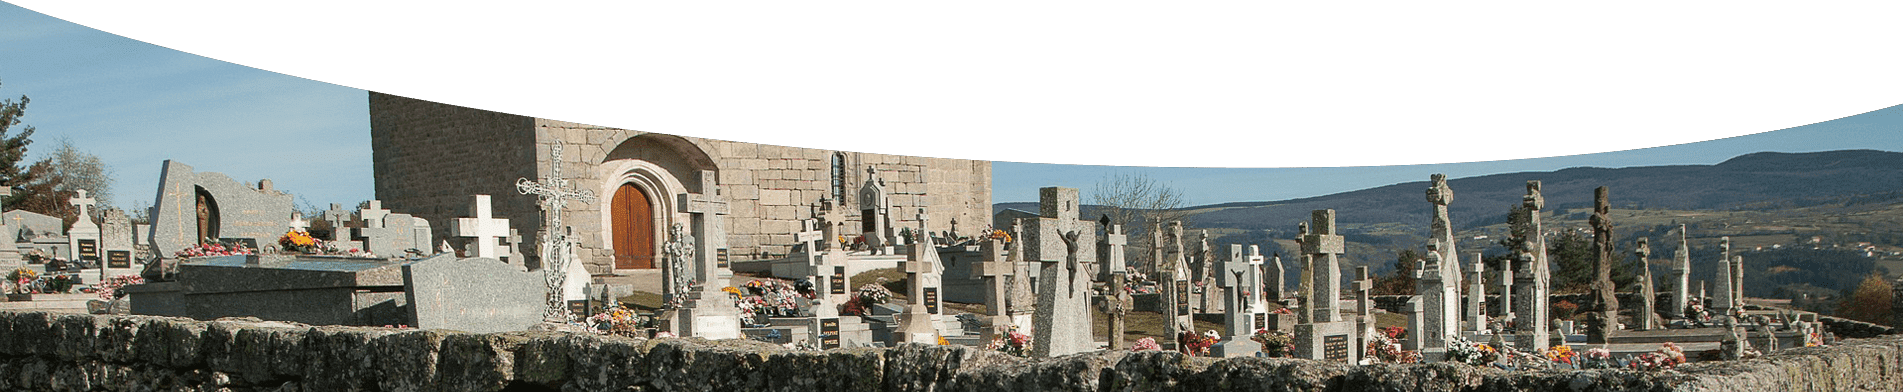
[68, 189, 97, 221]
[453, 195, 512, 259]
[288, 213, 311, 233]
[359, 200, 391, 229]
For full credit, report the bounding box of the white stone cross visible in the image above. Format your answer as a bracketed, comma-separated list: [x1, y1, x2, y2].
[795, 218, 828, 287]
[68, 189, 97, 222]
[359, 200, 391, 228]
[453, 194, 512, 259]
[321, 203, 352, 240]
[287, 213, 310, 233]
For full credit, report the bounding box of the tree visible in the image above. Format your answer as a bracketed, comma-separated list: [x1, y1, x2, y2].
[0, 80, 42, 206]
[12, 139, 113, 225]
[1835, 273, 1893, 325]
[1373, 249, 1422, 295]
[1089, 172, 1191, 273]
[1547, 229, 1636, 294]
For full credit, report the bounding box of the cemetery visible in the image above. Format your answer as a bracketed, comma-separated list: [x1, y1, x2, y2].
[0, 113, 1896, 390]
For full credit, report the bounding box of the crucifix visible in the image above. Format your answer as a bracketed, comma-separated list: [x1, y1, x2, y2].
[69, 189, 97, 224]
[1099, 220, 1130, 349]
[515, 144, 598, 322]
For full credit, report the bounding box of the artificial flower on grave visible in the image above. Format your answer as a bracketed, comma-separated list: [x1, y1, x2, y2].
[174, 242, 254, 260]
[987, 228, 1011, 243]
[41, 274, 76, 294]
[1131, 337, 1161, 351]
[95, 275, 146, 301]
[1577, 347, 1616, 369]
[1270, 307, 1294, 315]
[1443, 337, 1500, 366]
[8, 267, 39, 294]
[278, 230, 320, 253]
[1544, 345, 1576, 365]
[1627, 342, 1686, 371]
[585, 302, 652, 338]
[1362, 327, 1421, 364]
[1251, 328, 1296, 358]
[985, 325, 1034, 357]
[1177, 330, 1218, 357]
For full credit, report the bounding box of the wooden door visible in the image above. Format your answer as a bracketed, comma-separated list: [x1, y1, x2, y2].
[611, 183, 656, 269]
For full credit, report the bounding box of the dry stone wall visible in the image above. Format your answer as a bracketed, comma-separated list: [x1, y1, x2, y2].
[4, 310, 1903, 392]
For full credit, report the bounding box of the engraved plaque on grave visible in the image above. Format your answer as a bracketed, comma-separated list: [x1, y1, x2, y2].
[1175, 281, 1190, 315]
[830, 266, 847, 294]
[820, 317, 841, 349]
[924, 287, 940, 314]
[1254, 313, 1267, 332]
[107, 250, 131, 269]
[717, 248, 730, 269]
[1323, 334, 1350, 361]
[567, 299, 590, 317]
[77, 239, 99, 262]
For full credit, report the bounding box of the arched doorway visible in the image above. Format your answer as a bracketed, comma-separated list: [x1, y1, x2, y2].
[611, 183, 655, 269]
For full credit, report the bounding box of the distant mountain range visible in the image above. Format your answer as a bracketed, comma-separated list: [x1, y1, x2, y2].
[996, 149, 1903, 234]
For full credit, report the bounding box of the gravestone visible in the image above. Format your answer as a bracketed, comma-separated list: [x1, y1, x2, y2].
[123, 254, 412, 326]
[320, 203, 356, 245]
[503, 229, 527, 269]
[1413, 243, 1449, 349]
[858, 166, 897, 255]
[1294, 210, 1358, 364]
[1495, 254, 1513, 322]
[1465, 252, 1486, 334]
[1157, 221, 1192, 345]
[1210, 244, 1263, 357]
[450, 195, 511, 259]
[1096, 221, 1131, 349]
[351, 201, 435, 258]
[892, 210, 943, 345]
[1267, 253, 1287, 305]
[1424, 174, 1463, 331]
[1352, 265, 1376, 353]
[1192, 230, 1221, 314]
[1403, 296, 1425, 351]
[973, 236, 1015, 341]
[67, 189, 102, 268]
[0, 187, 16, 267]
[1669, 225, 1691, 319]
[1633, 238, 1661, 330]
[1725, 237, 1743, 303]
[792, 215, 856, 348]
[1027, 187, 1094, 357]
[99, 208, 138, 280]
[1587, 186, 1619, 344]
[671, 169, 739, 339]
[1713, 251, 1751, 360]
[403, 254, 544, 333]
[1005, 219, 1036, 329]
[147, 161, 294, 257]
[1511, 180, 1550, 351]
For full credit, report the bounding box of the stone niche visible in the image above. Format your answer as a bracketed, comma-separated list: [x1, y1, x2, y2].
[122, 254, 413, 326]
[147, 160, 295, 257]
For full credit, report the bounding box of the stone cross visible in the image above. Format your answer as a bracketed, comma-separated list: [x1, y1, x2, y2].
[1032, 228, 1092, 357]
[1005, 218, 1034, 324]
[1587, 186, 1620, 344]
[670, 169, 739, 339]
[321, 203, 353, 242]
[1511, 180, 1550, 351]
[893, 208, 943, 345]
[287, 213, 310, 233]
[452, 195, 511, 259]
[1634, 237, 1660, 330]
[1098, 222, 1130, 349]
[1425, 174, 1463, 325]
[1669, 225, 1692, 319]
[359, 200, 390, 229]
[515, 144, 599, 323]
[1161, 221, 1193, 344]
[1466, 252, 1486, 333]
[1211, 243, 1263, 357]
[1353, 265, 1376, 352]
[974, 236, 1015, 341]
[1301, 210, 1344, 323]
[1267, 253, 1288, 305]
[793, 216, 842, 312]
[69, 189, 97, 223]
[505, 229, 525, 265]
[1495, 255, 1514, 322]
[1414, 243, 1449, 349]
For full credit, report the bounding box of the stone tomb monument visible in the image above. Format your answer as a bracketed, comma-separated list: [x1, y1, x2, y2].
[99, 208, 138, 280]
[450, 195, 512, 259]
[122, 254, 413, 326]
[1025, 187, 1095, 357]
[1510, 180, 1551, 351]
[1294, 210, 1358, 364]
[66, 190, 103, 270]
[1210, 244, 1265, 357]
[351, 200, 435, 258]
[402, 253, 544, 333]
[858, 166, 898, 255]
[148, 160, 294, 256]
[891, 210, 945, 346]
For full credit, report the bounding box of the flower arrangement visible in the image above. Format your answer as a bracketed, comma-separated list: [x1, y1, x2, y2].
[1270, 307, 1294, 315]
[1627, 342, 1686, 371]
[1178, 330, 1219, 356]
[1131, 337, 1161, 351]
[1251, 329, 1296, 358]
[985, 326, 1033, 356]
[278, 230, 320, 253]
[1577, 347, 1616, 369]
[40, 273, 76, 294]
[987, 229, 1011, 243]
[1552, 300, 1579, 320]
[9, 267, 39, 294]
[1443, 337, 1500, 366]
[586, 302, 652, 338]
[174, 242, 254, 260]
[842, 282, 894, 316]
[1362, 327, 1421, 364]
[95, 275, 146, 301]
[1544, 345, 1576, 365]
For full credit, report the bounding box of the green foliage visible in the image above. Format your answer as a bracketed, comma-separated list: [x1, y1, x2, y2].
[1372, 249, 1421, 295]
[0, 80, 40, 198]
[1546, 230, 1636, 294]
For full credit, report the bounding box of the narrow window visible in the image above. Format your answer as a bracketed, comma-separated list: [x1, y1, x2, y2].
[831, 152, 847, 201]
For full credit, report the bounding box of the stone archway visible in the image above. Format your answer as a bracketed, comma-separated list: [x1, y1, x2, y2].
[596, 133, 718, 276]
[610, 183, 656, 269]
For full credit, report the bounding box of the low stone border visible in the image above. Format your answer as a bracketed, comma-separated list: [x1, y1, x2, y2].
[2, 311, 1900, 391]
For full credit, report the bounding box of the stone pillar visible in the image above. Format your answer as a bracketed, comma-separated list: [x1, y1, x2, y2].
[1404, 296, 1425, 351]
[1097, 223, 1130, 349]
[1466, 252, 1486, 334]
[1425, 174, 1463, 332]
[1159, 221, 1192, 347]
[1669, 225, 1691, 319]
[1301, 210, 1344, 323]
[1511, 181, 1550, 351]
[1414, 246, 1448, 349]
[1587, 186, 1619, 344]
[1633, 237, 1659, 331]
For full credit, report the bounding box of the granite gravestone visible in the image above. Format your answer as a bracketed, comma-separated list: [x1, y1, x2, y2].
[858, 166, 897, 255]
[99, 208, 138, 280]
[1158, 221, 1192, 346]
[1587, 186, 1619, 344]
[403, 254, 544, 333]
[1097, 222, 1131, 349]
[147, 161, 294, 257]
[973, 237, 1016, 342]
[1465, 252, 1486, 334]
[1294, 210, 1358, 364]
[1424, 174, 1463, 331]
[1210, 244, 1263, 357]
[0, 187, 16, 267]
[1414, 243, 1450, 349]
[1669, 225, 1691, 319]
[351, 201, 435, 258]
[1634, 237, 1661, 330]
[1026, 187, 1094, 357]
[1510, 180, 1551, 351]
[673, 170, 740, 339]
[892, 212, 944, 345]
[122, 254, 412, 326]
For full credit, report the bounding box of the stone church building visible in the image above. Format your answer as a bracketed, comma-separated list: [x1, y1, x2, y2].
[367, 93, 992, 282]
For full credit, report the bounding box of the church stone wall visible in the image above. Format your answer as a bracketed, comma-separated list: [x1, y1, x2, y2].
[370, 93, 990, 274]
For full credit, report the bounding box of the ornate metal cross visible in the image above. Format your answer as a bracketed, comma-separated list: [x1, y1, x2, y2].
[517, 144, 598, 322]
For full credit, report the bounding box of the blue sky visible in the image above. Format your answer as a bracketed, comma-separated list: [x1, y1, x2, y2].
[4, 2, 1902, 212]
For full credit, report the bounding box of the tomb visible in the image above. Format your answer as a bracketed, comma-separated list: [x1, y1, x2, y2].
[402, 254, 545, 333]
[147, 160, 294, 257]
[122, 254, 414, 326]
